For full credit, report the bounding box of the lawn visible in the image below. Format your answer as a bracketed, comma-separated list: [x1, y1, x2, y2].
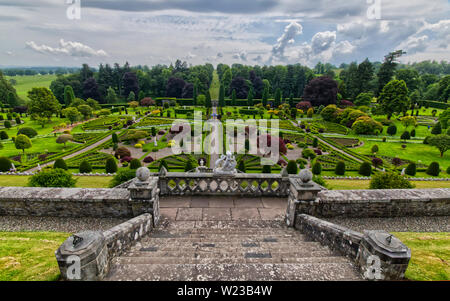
[0, 175, 112, 188]
[393, 232, 450, 281]
[0, 231, 69, 281]
[209, 70, 220, 100]
[326, 179, 450, 190]
[6, 74, 57, 101]
[0, 136, 79, 158]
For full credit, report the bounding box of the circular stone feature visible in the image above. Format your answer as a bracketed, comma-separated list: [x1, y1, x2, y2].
[136, 167, 151, 182]
[299, 169, 313, 183]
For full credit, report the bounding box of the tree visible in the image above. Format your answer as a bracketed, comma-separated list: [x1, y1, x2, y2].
[400, 116, 417, 129]
[405, 163, 417, 176]
[335, 161, 346, 175]
[56, 134, 73, 147]
[359, 162, 372, 176]
[426, 162, 440, 176]
[286, 160, 298, 174]
[140, 97, 155, 107]
[354, 92, 373, 107]
[0, 157, 12, 172]
[28, 87, 61, 127]
[312, 162, 322, 175]
[166, 77, 186, 98]
[79, 160, 93, 174]
[28, 168, 76, 188]
[428, 135, 450, 157]
[123, 72, 139, 99]
[231, 89, 237, 106]
[54, 158, 68, 170]
[127, 91, 136, 102]
[64, 85, 75, 106]
[274, 88, 282, 107]
[431, 122, 442, 135]
[377, 50, 405, 95]
[112, 133, 119, 144]
[387, 125, 397, 136]
[205, 91, 212, 108]
[379, 80, 410, 119]
[62, 107, 81, 125]
[193, 83, 198, 105]
[77, 104, 93, 120]
[396, 69, 421, 92]
[83, 77, 101, 101]
[262, 85, 269, 107]
[229, 77, 249, 99]
[219, 85, 225, 107]
[371, 145, 379, 154]
[370, 172, 413, 189]
[105, 157, 118, 174]
[439, 109, 450, 129]
[182, 83, 194, 98]
[15, 134, 31, 154]
[303, 76, 338, 107]
[17, 127, 38, 139]
[247, 87, 254, 106]
[130, 159, 142, 170]
[105, 87, 118, 104]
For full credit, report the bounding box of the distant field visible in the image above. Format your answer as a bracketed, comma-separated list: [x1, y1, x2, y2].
[6, 74, 56, 101]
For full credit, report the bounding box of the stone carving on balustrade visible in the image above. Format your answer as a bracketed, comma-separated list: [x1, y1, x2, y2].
[214, 151, 237, 175]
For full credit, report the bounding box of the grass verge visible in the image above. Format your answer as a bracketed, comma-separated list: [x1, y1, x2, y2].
[0, 175, 112, 188]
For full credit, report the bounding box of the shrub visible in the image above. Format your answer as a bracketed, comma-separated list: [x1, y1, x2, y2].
[302, 148, 316, 160]
[159, 159, 169, 171]
[405, 163, 417, 176]
[431, 122, 442, 135]
[79, 160, 92, 174]
[392, 157, 402, 167]
[423, 136, 431, 144]
[130, 159, 142, 169]
[53, 158, 68, 170]
[0, 131, 8, 140]
[237, 160, 246, 173]
[120, 156, 132, 163]
[446, 166, 450, 175]
[115, 146, 131, 159]
[17, 127, 38, 138]
[184, 160, 194, 172]
[400, 131, 410, 140]
[307, 108, 314, 118]
[369, 172, 414, 189]
[335, 161, 346, 175]
[352, 116, 383, 135]
[0, 157, 12, 172]
[387, 125, 397, 136]
[109, 169, 136, 188]
[143, 156, 154, 163]
[359, 162, 372, 176]
[4, 121, 11, 129]
[312, 137, 318, 147]
[112, 133, 119, 144]
[296, 101, 312, 111]
[312, 162, 322, 175]
[105, 158, 118, 174]
[28, 169, 76, 188]
[286, 160, 298, 174]
[372, 157, 383, 168]
[262, 165, 271, 174]
[371, 145, 379, 154]
[410, 129, 416, 137]
[426, 162, 440, 177]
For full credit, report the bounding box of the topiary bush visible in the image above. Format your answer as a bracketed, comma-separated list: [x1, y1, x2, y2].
[312, 162, 322, 175]
[53, 158, 68, 170]
[105, 157, 118, 174]
[17, 127, 38, 138]
[79, 160, 92, 174]
[371, 145, 379, 154]
[372, 157, 383, 168]
[426, 162, 440, 177]
[335, 161, 346, 175]
[302, 148, 316, 160]
[387, 125, 397, 136]
[286, 160, 298, 174]
[237, 160, 246, 173]
[405, 163, 417, 176]
[0, 131, 8, 140]
[109, 169, 136, 188]
[262, 165, 271, 174]
[130, 159, 142, 170]
[431, 122, 442, 135]
[369, 172, 414, 189]
[28, 169, 76, 188]
[184, 160, 194, 172]
[359, 162, 372, 176]
[400, 131, 410, 140]
[115, 146, 131, 159]
[410, 129, 416, 137]
[143, 156, 154, 163]
[446, 166, 450, 175]
[0, 157, 12, 172]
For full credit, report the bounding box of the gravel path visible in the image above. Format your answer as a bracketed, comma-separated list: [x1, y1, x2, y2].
[0, 216, 127, 233]
[325, 216, 450, 233]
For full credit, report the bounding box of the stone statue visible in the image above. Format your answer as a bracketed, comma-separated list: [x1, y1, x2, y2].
[214, 151, 237, 174]
[401, 168, 406, 176]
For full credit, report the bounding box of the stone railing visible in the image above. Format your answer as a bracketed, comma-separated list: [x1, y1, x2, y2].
[295, 214, 411, 281]
[56, 214, 153, 281]
[158, 169, 291, 197]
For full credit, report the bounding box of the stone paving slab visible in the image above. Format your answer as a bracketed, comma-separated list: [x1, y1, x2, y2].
[231, 208, 261, 220]
[202, 208, 232, 221]
[176, 208, 203, 221]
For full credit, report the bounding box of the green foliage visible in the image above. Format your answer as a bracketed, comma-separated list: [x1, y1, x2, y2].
[112, 133, 119, 144]
[371, 145, 379, 154]
[312, 162, 322, 175]
[302, 148, 316, 160]
[0, 157, 12, 172]
[14, 134, 32, 154]
[237, 160, 246, 173]
[286, 160, 298, 174]
[64, 85, 75, 106]
[115, 146, 131, 158]
[321, 105, 338, 121]
[27, 87, 61, 126]
[28, 169, 76, 188]
[130, 159, 142, 170]
[79, 160, 92, 174]
[0, 131, 8, 140]
[53, 158, 68, 170]
[56, 134, 73, 146]
[359, 162, 372, 176]
[105, 157, 118, 174]
[405, 163, 417, 176]
[109, 169, 136, 188]
[400, 131, 411, 140]
[426, 162, 440, 177]
[379, 79, 410, 118]
[4, 121, 11, 129]
[61, 107, 81, 125]
[431, 122, 442, 135]
[159, 159, 169, 171]
[16, 127, 37, 138]
[427, 135, 450, 157]
[352, 116, 383, 135]
[335, 161, 346, 175]
[262, 165, 271, 174]
[184, 160, 194, 172]
[354, 92, 373, 106]
[312, 137, 318, 147]
[77, 104, 93, 120]
[369, 172, 414, 189]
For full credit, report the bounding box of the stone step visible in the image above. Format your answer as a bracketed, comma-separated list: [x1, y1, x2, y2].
[132, 241, 322, 252]
[123, 249, 334, 259]
[106, 263, 362, 281]
[160, 221, 287, 229]
[112, 256, 349, 265]
[151, 228, 298, 235]
[139, 236, 310, 244]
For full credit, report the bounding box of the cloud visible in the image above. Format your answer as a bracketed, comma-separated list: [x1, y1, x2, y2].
[311, 31, 336, 54]
[398, 35, 429, 54]
[271, 21, 303, 59]
[233, 50, 248, 61]
[25, 39, 108, 57]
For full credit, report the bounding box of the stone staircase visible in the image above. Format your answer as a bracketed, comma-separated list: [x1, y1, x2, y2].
[105, 221, 362, 281]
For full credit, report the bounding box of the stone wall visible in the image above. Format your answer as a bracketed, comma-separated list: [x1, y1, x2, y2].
[296, 188, 450, 218]
[0, 187, 136, 218]
[56, 214, 153, 281]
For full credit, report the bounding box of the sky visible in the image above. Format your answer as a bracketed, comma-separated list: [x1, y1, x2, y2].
[0, 0, 449, 68]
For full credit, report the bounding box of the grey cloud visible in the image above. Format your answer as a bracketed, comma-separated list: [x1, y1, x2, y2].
[271, 21, 303, 58]
[311, 31, 336, 54]
[26, 39, 108, 57]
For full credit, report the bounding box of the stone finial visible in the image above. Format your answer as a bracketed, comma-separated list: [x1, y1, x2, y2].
[299, 169, 313, 184]
[281, 166, 289, 177]
[159, 166, 167, 176]
[136, 167, 151, 182]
